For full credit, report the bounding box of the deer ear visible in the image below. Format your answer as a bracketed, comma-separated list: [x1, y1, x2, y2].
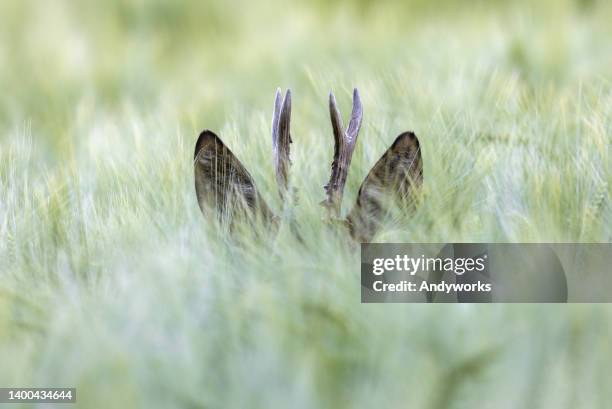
[346, 132, 423, 242]
[194, 130, 275, 225]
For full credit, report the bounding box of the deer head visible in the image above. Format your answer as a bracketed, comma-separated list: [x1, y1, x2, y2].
[193, 88, 423, 242]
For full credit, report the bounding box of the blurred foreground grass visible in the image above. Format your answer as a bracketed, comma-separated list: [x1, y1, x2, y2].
[0, 0, 611, 408]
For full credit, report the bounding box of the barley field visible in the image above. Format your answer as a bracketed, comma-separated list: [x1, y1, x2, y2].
[0, 0, 611, 408]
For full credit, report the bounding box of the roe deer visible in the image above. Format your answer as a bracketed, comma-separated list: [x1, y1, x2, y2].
[193, 88, 423, 242]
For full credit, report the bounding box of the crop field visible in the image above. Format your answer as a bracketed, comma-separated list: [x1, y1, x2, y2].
[0, 0, 611, 408]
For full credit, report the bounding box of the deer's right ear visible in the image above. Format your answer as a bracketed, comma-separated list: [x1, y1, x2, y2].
[194, 130, 275, 225]
[346, 132, 423, 242]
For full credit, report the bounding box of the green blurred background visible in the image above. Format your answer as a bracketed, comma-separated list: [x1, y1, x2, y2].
[0, 0, 611, 408]
[1, 0, 610, 158]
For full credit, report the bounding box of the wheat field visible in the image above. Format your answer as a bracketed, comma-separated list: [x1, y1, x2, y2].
[0, 0, 611, 408]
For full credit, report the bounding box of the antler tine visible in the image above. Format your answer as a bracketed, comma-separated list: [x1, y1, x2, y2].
[322, 88, 363, 218]
[271, 88, 282, 146]
[346, 88, 363, 143]
[272, 89, 292, 199]
[329, 91, 344, 147]
[324, 91, 343, 212]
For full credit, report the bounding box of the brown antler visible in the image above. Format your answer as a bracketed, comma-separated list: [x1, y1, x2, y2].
[272, 89, 292, 200]
[321, 88, 363, 218]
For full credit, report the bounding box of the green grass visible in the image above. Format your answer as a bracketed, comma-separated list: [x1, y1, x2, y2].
[0, 0, 611, 408]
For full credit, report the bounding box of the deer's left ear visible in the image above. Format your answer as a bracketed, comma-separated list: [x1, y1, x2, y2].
[194, 130, 275, 225]
[346, 132, 423, 242]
